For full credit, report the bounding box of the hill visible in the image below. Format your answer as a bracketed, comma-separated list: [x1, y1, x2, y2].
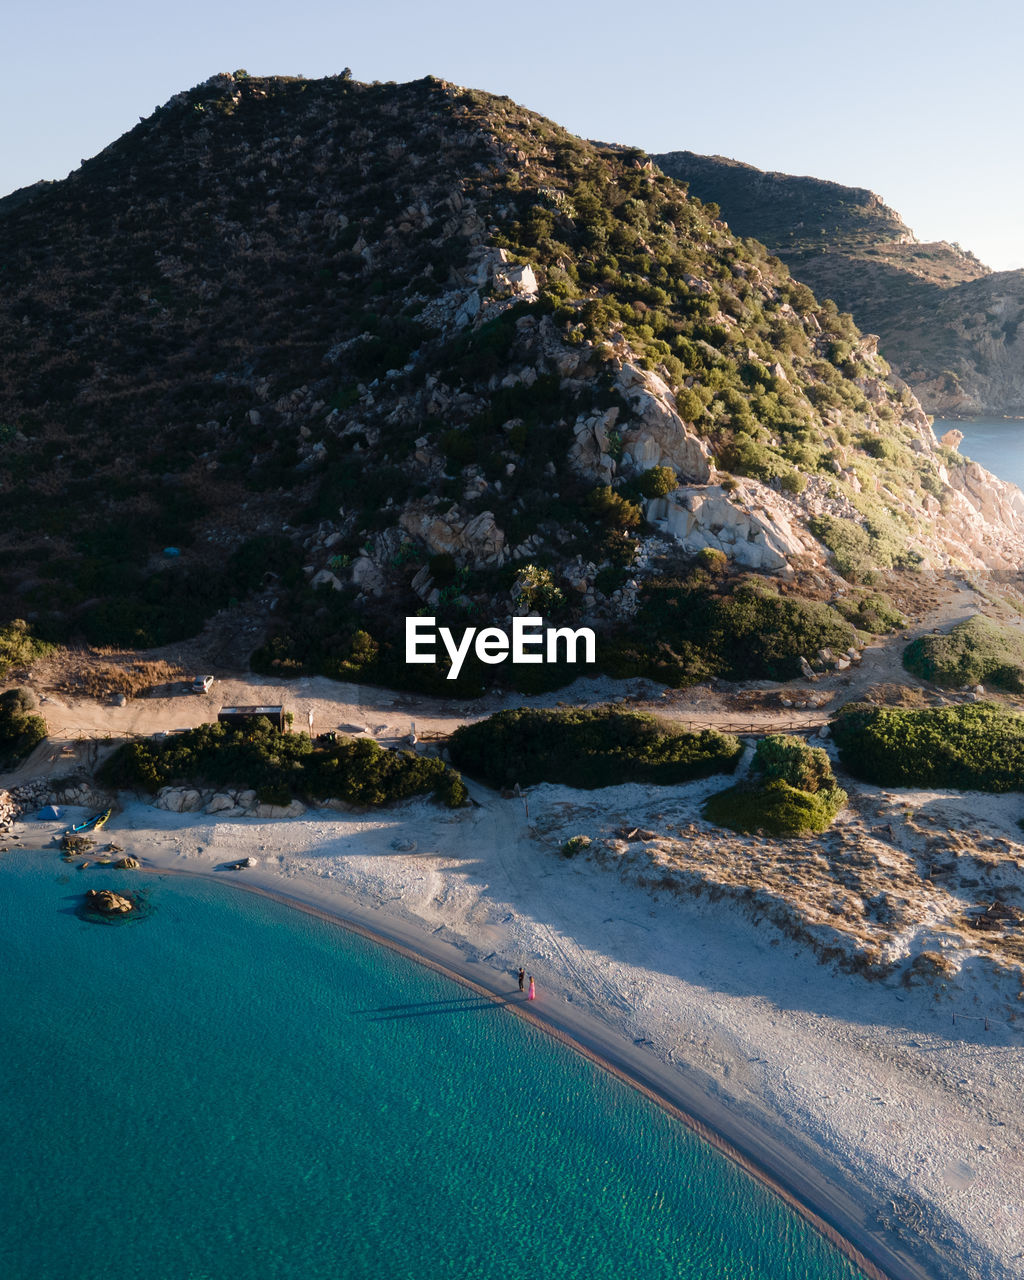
[653, 150, 1024, 417]
[1, 71, 1022, 692]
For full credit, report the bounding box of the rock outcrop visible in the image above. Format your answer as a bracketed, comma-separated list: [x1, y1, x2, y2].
[84, 889, 133, 915]
[646, 481, 820, 571]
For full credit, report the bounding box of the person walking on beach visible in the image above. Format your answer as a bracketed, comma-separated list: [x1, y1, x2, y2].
[518, 967, 525, 992]
[528, 974, 535, 1001]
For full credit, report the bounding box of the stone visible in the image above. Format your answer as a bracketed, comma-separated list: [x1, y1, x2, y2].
[113, 856, 140, 869]
[940, 428, 964, 451]
[799, 656, 817, 681]
[205, 793, 237, 815]
[614, 362, 713, 482]
[310, 568, 344, 591]
[645, 480, 820, 572]
[253, 800, 306, 819]
[85, 889, 133, 915]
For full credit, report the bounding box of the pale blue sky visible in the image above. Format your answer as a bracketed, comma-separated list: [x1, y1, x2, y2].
[5, 0, 1022, 269]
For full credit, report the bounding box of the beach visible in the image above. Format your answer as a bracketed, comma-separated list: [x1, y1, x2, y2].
[14, 772, 1017, 1280]
[5, 655, 1024, 1280]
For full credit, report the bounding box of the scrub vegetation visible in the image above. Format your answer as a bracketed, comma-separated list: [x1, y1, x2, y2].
[447, 706, 741, 789]
[0, 687, 47, 769]
[903, 614, 1024, 692]
[830, 701, 1024, 791]
[702, 733, 847, 836]
[99, 718, 468, 807]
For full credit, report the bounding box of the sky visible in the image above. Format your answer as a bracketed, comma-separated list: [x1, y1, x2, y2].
[5, 0, 1022, 270]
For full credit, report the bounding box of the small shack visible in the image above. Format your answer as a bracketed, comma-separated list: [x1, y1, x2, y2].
[218, 705, 287, 732]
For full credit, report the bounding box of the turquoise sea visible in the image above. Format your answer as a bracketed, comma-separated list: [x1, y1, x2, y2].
[937, 417, 1024, 491]
[0, 852, 866, 1280]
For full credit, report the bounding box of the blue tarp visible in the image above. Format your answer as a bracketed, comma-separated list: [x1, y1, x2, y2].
[37, 805, 61, 820]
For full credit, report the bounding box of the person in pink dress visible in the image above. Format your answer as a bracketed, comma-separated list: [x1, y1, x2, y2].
[528, 974, 535, 1000]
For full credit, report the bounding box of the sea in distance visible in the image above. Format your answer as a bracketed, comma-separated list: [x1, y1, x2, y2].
[937, 417, 1024, 491]
[0, 852, 867, 1280]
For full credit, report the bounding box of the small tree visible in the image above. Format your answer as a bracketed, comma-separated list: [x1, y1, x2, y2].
[753, 734, 834, 794]
[637, 465, 678, 499]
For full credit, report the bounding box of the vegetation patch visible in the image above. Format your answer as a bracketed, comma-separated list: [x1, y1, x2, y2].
[608, 576, 855, 685]
[903, 614, 1024, 692]
[99, 718, 467, 807]
[447, 706, 741, 790]
[703, 733, 846, 836]
[831, 701, 1024, 791]
[0, 621, 53, 679]
[0, 687, 47, 769]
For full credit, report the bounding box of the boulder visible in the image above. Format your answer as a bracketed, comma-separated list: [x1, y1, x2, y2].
[253, 800, 306, 819]
[113, 856, 141, 870]
[645, 480, 821, 572]
[615, 362, 713, 482]
[205, 793, 237, 815]
[310, 568, 344, 592]
[85, 889, 133, 915]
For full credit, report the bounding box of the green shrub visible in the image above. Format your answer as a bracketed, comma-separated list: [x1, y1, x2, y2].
[0, 620, 53, 678]
[512, 564, 566, 613]
[830, 702, 1024, 791]
[903, 615, 1024, 692]
[753, 734, 834, 793]
[703, 778, 847, 837]
[0, 686, 47, 768]
[696, 545, 727, 576]
[636, 465, 678, 498]
[99, 719, 467, 808]
[561, 834, 592, 858]
[587, 485, 642, 529]
[447, 707, 741, 789]
[625, 579, 855, 684]
[835, 591, 904, 634]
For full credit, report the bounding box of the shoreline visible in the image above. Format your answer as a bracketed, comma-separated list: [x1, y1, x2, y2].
[10, 770, 1023, 1280]
[137, 858, 910, 1280]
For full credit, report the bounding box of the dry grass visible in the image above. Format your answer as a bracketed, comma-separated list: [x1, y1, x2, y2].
[536, 787, 1024, 986]
[45, 654, 186, 701]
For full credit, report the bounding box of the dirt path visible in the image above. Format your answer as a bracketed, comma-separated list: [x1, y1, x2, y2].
[0, 577, 997, 787]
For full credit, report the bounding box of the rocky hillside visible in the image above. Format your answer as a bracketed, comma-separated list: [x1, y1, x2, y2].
[1, 72, 1022, 692]
[654, 151, 1024, 416]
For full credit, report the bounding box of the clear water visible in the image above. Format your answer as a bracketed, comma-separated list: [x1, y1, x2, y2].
[0, 852, 866, 1280]
[937, 416, 1024, 491]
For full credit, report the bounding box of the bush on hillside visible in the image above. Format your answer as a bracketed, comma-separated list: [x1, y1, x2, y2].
[903, 614, 1024, 692]
[609, 578, 855, 685]
[447, 706, 741, 789]
[99, 718, 467, 807]
[0, 621, 53, 678]
[830, 701, 1024, 791]
[0, 686, 47, 768]
[835, 590, 904, 634]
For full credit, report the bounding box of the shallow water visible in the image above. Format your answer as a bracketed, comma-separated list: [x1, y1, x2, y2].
[937, 417, 1024, 491]
[0, 852, 866, 1279]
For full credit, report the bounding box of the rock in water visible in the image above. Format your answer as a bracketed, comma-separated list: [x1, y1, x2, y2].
[85, 889, 134, 915]
[113, 856, 141, 869]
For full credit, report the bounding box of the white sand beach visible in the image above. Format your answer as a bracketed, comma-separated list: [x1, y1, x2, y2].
[15, 775, 1018, 1280]
[6, 665, 1024, 1280]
